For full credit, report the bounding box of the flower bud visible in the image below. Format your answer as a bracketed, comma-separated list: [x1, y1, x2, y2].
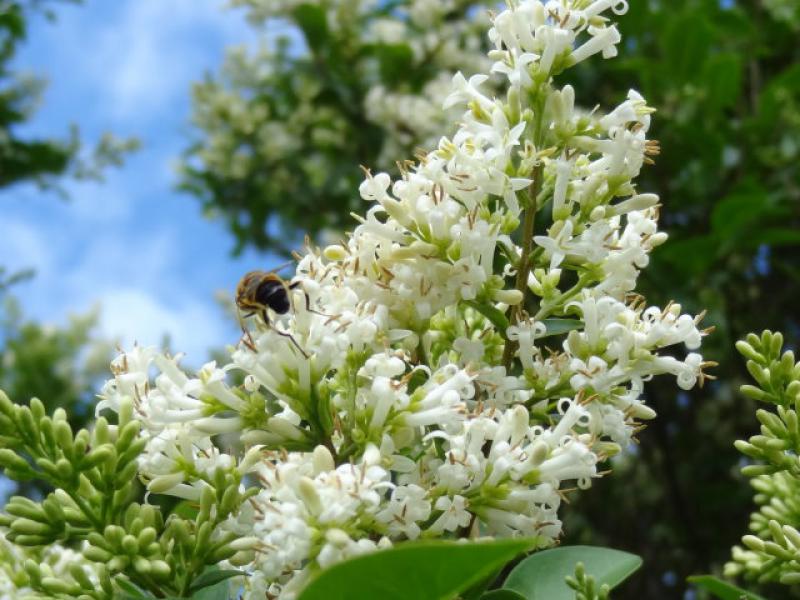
[312, 445, 335, 475]
[323, 244, 348, 261]
[297, 477, 322, 515]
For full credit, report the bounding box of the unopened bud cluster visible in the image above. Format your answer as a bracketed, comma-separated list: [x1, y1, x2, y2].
[0, 393, 253, 598]
[726, 331, 800, 586]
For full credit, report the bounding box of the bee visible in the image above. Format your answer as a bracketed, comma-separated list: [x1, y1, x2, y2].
[235, 264, 314, 357]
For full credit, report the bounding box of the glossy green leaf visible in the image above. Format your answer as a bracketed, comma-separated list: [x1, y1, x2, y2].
[481, 591, 526, 600]
[297, 538, 540, 600]
[115, 577, 155, 599]
[503, 546, 642, 600]
[465, 300, 510, 334]
[540, 318, 583, 338]
[687, 575, 767, 600]
[189, 568, 245, 594]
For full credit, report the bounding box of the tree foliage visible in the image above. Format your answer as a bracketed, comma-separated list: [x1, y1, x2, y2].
[0, 0, 138, 193]
[180, 0, 493, 254]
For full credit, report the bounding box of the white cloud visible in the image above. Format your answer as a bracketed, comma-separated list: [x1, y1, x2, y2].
[90, 0, 255, 120]
[96, 287, 229, 361]
[0, 215, 54, 284]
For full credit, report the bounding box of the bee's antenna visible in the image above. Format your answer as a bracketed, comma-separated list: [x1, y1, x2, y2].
[268, 259, 296, 274]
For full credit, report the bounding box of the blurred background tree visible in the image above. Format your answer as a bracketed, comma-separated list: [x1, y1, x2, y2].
[0, 0, 135, 498]
[179, 0, 493, 254]
[182, 0, 800, 597]
[0, 0, 138, 191]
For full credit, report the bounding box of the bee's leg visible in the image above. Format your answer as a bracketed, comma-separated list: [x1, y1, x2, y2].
[289, 281, 334, 318]
[237, 308, 257, 352]
[261, 308, 309, 358]
[273, 328, 310, 359]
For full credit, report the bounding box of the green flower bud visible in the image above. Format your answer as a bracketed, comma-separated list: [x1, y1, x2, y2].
[23, 559, 41, 584]
[70, 563, 94, 589]
[116, 420, 141, 452]
[108, 555, 130, 573]
[104, 524, 125, 546]
[6, 496, 46, 521]
[740, 385, 769, 402]
[219, 484, 240, 517]
[56, 457, 74, 480]
[93, 417, 110, 445]
[11, 518, 52, 536]
[54, 419, 74, 454]
[84, 545, 113, 563]
[114, 460, 139, 487]
[229, 550, 255, 566]
[149, 560, 171, 580]
[118, 438, 147, 467]
[133, 556, 151, 574]
[82, 443, 116, 469]
[74, 429, 90, 456]
[0, 449, 32, 473]
[119, 397, 134, 427]
[42, 576, 81, 596]
[13, 534, 51, 546]
[42, 495, 65, 523]
[0, 390, 14, 415]
[122, 534, 139, 556]
[736, 340, 763, 363]
[137, 526, 157, 549]
[40, 418, 57, 454]
[98, 565, 113, 594]
[35, 457, 59, 478]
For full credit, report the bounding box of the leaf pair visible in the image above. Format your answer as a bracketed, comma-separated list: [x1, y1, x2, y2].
[298, 541, 642, 600]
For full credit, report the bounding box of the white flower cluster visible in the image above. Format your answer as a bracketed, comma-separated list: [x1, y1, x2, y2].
[0, 531, 96, 600]
[216, 0, 492, 173]
[100, 2, 711, 598]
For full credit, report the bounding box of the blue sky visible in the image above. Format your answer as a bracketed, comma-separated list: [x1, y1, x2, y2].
[0, 0, 285, 364]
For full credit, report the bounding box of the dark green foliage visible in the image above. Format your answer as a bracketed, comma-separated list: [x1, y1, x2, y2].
[0, 1, 74, 187]
[559, 1, 800, 598]
[688, 575, 767, 600]
[0, 0, 138, 193]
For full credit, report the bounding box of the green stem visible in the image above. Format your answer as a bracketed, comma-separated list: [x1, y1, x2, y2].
[502, 162, 544, 370]
[68, 490, 103, 531]
[534, 272, 593, 320]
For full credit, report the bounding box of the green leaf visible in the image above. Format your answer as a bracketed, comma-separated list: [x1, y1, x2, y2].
[171, 499, 200, 520]
[292, 4, 329, 52]
[189, 568, 245, 594]
[481, 591, 526, 600]
[687, 575, 767, 600]
[662, 12, 711, 82]
[374, 43, 415, 86]
[297, 538, 540, 600]
[710, 188, 772, 240]
[540, 319, 583, 337]
[115, 577, 155, 599]
[465, 300, 510, 334]
[502, 546, 642, 600]
[702, 53, 743, 113]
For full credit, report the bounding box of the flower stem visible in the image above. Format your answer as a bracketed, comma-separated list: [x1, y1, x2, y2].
[502, 162, 543, 370]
